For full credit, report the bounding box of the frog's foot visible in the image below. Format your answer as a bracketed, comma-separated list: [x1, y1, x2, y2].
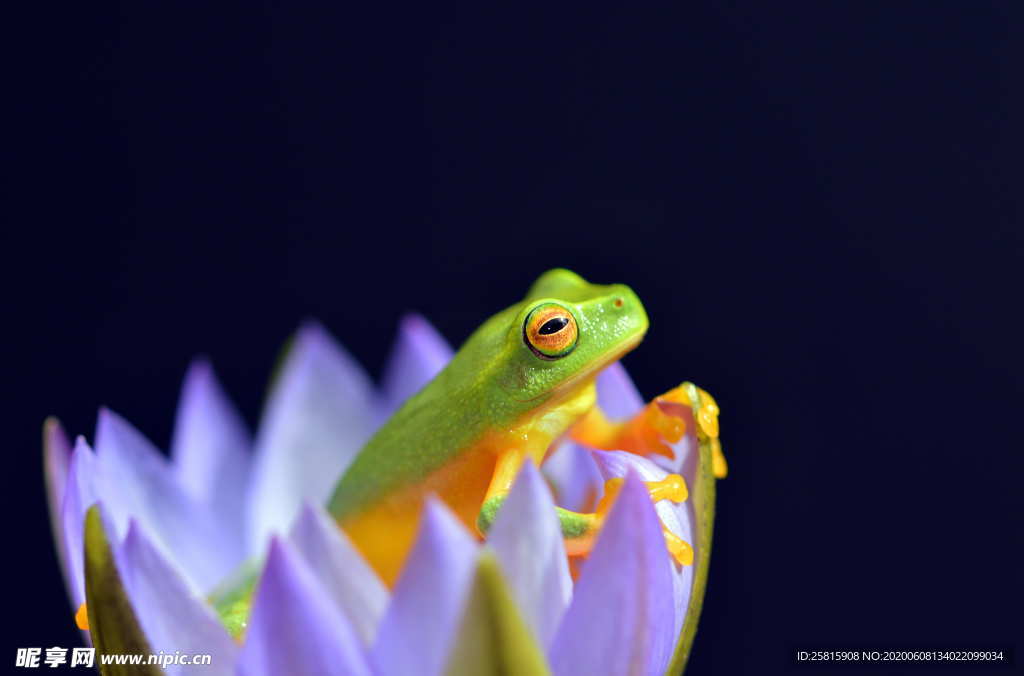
[708, 437, 728, 480]
[662, 526, 695, 567]
[570, 398, 682, 459]
[571, 381, 728, 479]
[595, 474, 688, 514]
[679, 383, 728, 479]
[562, 474, 692, 566]
[477, 452, 694, 567]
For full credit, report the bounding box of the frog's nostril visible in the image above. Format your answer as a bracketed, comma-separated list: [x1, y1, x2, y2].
[613, 297, 624, 308]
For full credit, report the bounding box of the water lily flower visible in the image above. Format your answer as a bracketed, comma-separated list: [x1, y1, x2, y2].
[44, 316, 718, 675]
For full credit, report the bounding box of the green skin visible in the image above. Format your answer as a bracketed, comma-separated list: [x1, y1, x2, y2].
[327, 268, 648, 530]
[84, 265, 719, 671]
[214, 269, 650, 634]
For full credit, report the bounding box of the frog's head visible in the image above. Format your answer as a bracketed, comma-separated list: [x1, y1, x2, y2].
[497, 268, 649, 402]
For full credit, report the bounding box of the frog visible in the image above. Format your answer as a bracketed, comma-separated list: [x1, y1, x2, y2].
[208, 268, 726, 636]
[327, 268, 725, 586]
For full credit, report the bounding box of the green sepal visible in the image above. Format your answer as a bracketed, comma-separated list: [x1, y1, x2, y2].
[443, 552, 552, 676]
[666, 383, 719, 675]
[82, 505, 162, 676]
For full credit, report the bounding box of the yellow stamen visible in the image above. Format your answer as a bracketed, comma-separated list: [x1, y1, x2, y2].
[75, 602, 89, 631]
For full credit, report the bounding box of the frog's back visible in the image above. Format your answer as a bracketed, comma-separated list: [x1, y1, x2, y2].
[324, 269, 641, 585]
[326, 308, 521, 583]
[329, 269, 622, 520]
[328, 358, 498, 519]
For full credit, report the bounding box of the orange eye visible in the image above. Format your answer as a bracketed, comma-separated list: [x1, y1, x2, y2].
[523, 303, 578, 359]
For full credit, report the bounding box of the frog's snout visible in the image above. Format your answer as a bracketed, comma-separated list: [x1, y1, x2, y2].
[609, 290, 631, 311]
[594, 284, 647, 347]
[611, 282, 646, 315]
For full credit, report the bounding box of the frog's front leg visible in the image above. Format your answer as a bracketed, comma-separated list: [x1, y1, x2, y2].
[476, 450, 693, 566]
[570, 381, 728, 479]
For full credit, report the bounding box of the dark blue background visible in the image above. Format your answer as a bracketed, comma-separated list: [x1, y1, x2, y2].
[7, 3, 1020, 673]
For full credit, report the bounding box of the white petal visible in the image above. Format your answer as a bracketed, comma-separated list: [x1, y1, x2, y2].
[549, 473, 676, 676]
[372, 499, 477, 676]
[592, 450, 696, 645]
[95, 408, 235, 592]
[542, 442, 603, 512]
[486, 460, 571, 647]
[116, 521, 237, 676]
[170, 359, 251, 559]
[379, 313, 453, 416]
[287, 503, 388, 647]
[238, 538, 370, 676]
[596, 361, 644, 419]
[248, 323, 377, 548]
[61, 437, 100, 606]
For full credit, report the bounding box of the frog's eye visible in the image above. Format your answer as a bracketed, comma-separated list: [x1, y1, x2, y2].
[523, 303, 578, 360]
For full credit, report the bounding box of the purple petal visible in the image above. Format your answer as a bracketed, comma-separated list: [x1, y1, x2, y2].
[238, 538, 370, 676]
[486, 460, 571, 647]
[248, 322, 377, 547]
[372, 499, 477, 676]
[542, 442, 603, 512]
[44, 418, 72, 586]
[61, 437, 100, 606]
[596, 361, 644, 419]
[379, 313, 453, 416]
[116, 521, 237, 675]
[549, 472, 676, 676]
[95, 408, 236, 592]
[287, 503, 388, 647]
[592, 450, 695, 641]
[170, 358, 252, 559]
